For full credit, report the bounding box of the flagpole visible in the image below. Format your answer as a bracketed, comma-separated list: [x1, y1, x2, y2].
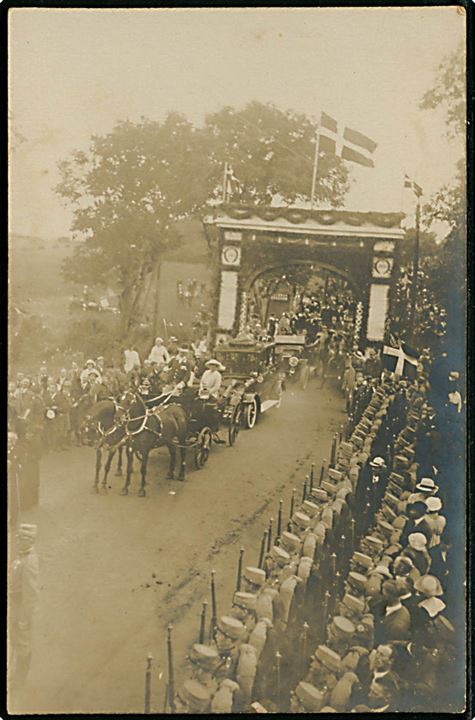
[409, 197, 421, 342]
[222, 162, 228, 204]
[310, 127, 320, 210]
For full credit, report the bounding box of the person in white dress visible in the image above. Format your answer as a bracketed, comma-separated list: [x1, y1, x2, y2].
[148, 337, 170, 367]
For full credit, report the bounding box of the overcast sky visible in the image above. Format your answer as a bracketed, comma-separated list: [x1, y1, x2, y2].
[9, 7, 465, 239]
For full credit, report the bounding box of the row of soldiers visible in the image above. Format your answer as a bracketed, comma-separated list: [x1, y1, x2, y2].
[165, 354, 461, 713]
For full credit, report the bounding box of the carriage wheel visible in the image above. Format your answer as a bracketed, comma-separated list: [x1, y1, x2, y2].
[244, 398, 258, 429]
[300, 364, 310, 390]
[228, 404, 243, 446]
[195, 427, 212, 469]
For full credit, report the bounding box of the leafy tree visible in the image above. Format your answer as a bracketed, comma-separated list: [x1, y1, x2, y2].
[418, 41, 466, 353]
[204, 101, 349, 206]
[419, 41, 465, 140]
[56, 114, 213, 335]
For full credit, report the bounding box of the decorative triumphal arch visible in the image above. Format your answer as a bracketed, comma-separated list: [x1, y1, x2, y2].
[203, 205, 405, 347]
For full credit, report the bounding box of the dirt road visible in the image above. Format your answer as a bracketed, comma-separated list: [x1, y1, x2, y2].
[10, 380, 346, 714]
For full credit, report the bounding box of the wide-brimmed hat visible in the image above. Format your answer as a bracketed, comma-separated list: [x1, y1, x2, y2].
[414, 574, 444, 597]
[205, 359, 225, 371]
[408, 532, 428, 551]
[416, 477, 438, 493]
[369, 456, 386, 469]
[425, 496, 442, 512]
[85, 358, 96, 366]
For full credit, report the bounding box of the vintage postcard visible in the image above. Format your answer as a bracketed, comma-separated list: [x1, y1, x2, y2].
[7, 6, 467, 715]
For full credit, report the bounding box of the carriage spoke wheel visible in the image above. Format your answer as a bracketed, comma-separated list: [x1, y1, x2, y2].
[228, 404, 243, 446]
[195, 427, 212, 469]
[244, 398, 258, 429]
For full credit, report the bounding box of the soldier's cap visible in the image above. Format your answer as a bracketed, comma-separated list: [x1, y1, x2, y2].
[416, 477, 438, 493]
[352, 552, 373, 569]
[347, 572, 368, 593]
[169, 336, 178, 342]
[389, 471, 405, 484]
[339, 441, 354, 455]
[271, 545, 291, 566]
[233, 591, 257, 611]
[321, 480, 337, 496]
[394, 455, 409, 467]
[368, 564, 392, 579]
[311, 488, 329, 503]
[408, 532, 428, 551]
[298, 556, 313, 579]
[315, 645, 342, 672]
[280, 531, 302, 553]
[342, 594, 366, 615]
[218, 615, 247, 640]
[85, 358, 96, 366]
[377, 519, 395, 536]
[295, 681, 324, 711]
[321, 707, 337, 713]
[392, 516, 407, 530]
[178, 679, 211, 711]
[382, 506, 397, 521]
[364, 535, 385, 551]
[291, 511, 311, 529]
[332, 498, 347, 516]
[243, 566, 266, 587]
[414, 574, 444, 597]
[302, 499, 320, 517]
[425, 496, 442, 512]
[332, 615, 356, 636]
[188, 643, 220, 670]
[328, 468, 344, 482]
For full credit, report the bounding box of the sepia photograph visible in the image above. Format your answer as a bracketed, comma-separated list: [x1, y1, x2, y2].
[7, 5, 467, 715]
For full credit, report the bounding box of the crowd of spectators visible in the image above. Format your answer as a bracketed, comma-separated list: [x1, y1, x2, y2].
[167, 345, 464, 714]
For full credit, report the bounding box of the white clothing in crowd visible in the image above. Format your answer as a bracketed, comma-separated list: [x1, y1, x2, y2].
[124, 349, 141, 373]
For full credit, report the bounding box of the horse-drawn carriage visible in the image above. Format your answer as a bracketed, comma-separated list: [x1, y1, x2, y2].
[215, 339, 283, 430]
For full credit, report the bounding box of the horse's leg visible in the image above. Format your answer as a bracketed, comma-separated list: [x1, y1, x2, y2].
[121, 445, 133, 496]
[115, 445, 123, 476]
[138, 449, 150, 497]
[102, 449, 115, 493]
[166, 443, 176, 480]
[93, 448, 102, 493]
[177, 445, 187, 481]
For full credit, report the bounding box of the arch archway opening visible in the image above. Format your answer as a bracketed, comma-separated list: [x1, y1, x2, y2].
[244, 261, 359, 341]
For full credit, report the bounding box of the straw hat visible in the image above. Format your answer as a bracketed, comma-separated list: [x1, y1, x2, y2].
[414, 574, 444, 597]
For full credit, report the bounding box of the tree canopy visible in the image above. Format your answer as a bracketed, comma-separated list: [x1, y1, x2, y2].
[56, 102, 350, 335]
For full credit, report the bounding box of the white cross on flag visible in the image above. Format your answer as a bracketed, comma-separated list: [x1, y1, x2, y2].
[319, 111, 377, 167]
[382, 338, 420, 378]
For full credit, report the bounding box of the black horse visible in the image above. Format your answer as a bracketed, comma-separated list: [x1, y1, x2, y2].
[80, 399, 130, 493]
[120, 390, 190, 496]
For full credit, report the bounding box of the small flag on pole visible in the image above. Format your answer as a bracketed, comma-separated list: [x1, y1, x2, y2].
[319, 112, 377, 167]
[382, 337, 420, 378]
[404, 174, 423, 198]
